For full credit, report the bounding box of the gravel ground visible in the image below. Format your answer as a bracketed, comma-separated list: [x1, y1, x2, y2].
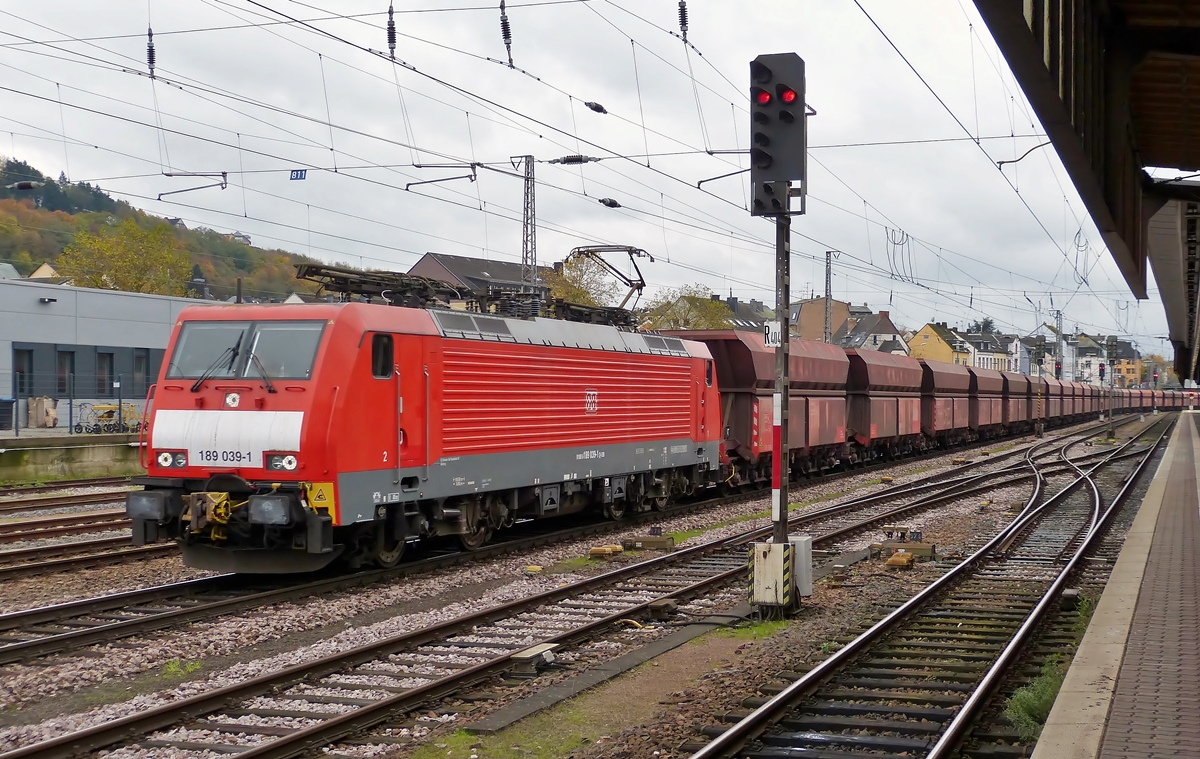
[0, 557, 215, 615]
[0, 445, 1021, 708]
[0, 423, 1106, 748]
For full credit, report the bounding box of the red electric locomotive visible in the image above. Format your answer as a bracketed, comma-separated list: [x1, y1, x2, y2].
[126, 303, 722, 573]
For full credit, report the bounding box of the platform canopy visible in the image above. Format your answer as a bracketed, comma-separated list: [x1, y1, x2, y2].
[973, 0, 1200, 379]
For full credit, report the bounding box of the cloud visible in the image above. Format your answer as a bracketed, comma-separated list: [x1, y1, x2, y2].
[0, 0, 1170, 352]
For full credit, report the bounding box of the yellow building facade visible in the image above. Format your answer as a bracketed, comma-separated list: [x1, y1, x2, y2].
[907, 323, 972, 365]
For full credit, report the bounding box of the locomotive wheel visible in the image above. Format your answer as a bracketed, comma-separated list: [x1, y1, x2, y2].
[603, 500, 627, 520]
[375, 526, 405, 568]
[458, 520, 491, 551]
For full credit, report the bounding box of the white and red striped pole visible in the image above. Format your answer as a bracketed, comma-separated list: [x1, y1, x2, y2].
[772, 212, 791, 545]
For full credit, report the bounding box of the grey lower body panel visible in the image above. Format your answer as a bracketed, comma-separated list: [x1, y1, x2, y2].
[181, 542, 345, 573]
[337, 437, 720, 524]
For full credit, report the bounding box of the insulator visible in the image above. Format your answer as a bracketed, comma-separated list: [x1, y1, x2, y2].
[500, 14, 512, 45]
[146, 27, 156, 78]
[556, 155, 589, 165]
[584, 101, 607, 114]
[678, 1, 688, 41]
[387, 4, 396, 59]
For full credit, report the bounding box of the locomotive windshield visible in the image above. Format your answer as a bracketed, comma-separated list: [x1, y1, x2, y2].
[167, 320, 325, 380]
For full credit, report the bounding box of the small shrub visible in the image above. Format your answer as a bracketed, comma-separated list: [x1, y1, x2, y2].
[160, 659, 202, 678]
[1004, 655, 1067, 741]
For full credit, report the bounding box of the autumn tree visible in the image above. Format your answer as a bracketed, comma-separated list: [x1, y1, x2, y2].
[640, 284, 734, 330]
[542, 255, 619, 307]
[58, 218, 190, 295]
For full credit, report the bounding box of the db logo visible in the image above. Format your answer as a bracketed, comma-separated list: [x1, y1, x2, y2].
[584, 389, 599, 414]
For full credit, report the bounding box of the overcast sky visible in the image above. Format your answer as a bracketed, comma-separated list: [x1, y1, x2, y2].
[0, 0, 1174, 355]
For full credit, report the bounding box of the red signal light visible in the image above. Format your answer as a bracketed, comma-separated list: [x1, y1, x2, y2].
[755, 90, 772, 105]
[779, 87, 797, 104]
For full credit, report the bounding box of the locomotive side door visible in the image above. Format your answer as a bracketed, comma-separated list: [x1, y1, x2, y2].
[369, 333, 401, 479]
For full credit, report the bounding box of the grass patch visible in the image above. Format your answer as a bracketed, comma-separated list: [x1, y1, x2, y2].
[818, 640, 843, 655]
[1073, 595, 1096, 643]
[713, 619, 789, 641]
[408, 692, 634, 759]
[546, 555, 599, 574]
[669, 526, 713, 545]
[159, 659, 202, 679]
[1004, 655, 1068, 742]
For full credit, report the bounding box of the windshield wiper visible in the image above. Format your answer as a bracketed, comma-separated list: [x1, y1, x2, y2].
[249, 353, 278, 393]
[190, 332, 244, 392]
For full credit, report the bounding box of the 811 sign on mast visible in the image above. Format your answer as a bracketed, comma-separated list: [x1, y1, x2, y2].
[747, 52, 810, 614]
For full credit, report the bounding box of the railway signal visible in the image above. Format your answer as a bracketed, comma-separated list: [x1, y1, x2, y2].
[748, 52, 809, 615]
[749, 53, 806, 217]
[1055, 360, 1062, 380]
[1099, 363, 1106, 382]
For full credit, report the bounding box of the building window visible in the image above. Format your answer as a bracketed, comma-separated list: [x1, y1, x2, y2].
[133, 350, 149, 395]
[97, 353, 114, 396]
[56, 351, 74, 396]
[14, 350, 33, 395]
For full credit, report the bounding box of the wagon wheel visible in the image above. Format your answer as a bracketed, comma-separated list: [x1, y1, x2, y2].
[374, 525, 405, 568]
[651, 495, 669, 510]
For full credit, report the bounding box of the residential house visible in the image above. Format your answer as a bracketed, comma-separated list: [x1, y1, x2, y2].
[27, 262, 61, 280]
[407, 252, 554, 297]
[1020, 336, 1052, 376]
[833, 310, 908, 354]
[0, 263, 20, 280]
[789, 297, 849, 342]
[1071, 334, 1106, 385]
[907, 323, 971, 365]
[963, 333, 1010, 371]
[710, 295, 772, 329]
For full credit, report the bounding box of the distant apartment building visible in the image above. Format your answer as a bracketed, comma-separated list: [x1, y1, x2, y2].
[790, 297, 849, 342]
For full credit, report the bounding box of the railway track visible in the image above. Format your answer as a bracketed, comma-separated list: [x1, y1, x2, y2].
[0, 476, 131, 499]
[0, 421, 1126, 669]
[0, 423, 1133, 759]
[0, 509, 130, 544]
[682, 415, 1172, 759]
[0, 490, 129, 516]
[0, 423, 1105, 667]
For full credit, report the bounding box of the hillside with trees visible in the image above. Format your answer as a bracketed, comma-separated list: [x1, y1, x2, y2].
[0, 158, 321, 300]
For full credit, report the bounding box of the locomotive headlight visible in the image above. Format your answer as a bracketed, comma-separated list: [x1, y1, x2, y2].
[156, 452, 186, 468]
[248, 494, 292, 525]
[267, 454, 299, 471]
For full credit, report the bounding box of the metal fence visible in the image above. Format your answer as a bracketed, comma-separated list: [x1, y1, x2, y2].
[4, 372, 149, 437]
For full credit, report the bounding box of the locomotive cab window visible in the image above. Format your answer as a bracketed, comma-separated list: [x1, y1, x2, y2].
[242, 321, 325, 380]
[706, 360, 713, 386]
[167, 320, 325, 380]
[167, 321, 252, 379]
[371, 334, 394, 378]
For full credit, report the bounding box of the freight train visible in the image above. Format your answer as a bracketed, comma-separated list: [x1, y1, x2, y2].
[125, 303, 1175, 573]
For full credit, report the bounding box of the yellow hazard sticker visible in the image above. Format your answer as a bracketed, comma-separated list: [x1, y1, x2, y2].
[307, 482, 336, 514]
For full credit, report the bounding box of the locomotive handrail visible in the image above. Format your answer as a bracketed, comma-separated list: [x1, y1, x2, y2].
[138, 384, 156, 470]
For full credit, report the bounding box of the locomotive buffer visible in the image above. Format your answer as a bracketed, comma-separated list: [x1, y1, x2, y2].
[748, 52, 814, 614]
